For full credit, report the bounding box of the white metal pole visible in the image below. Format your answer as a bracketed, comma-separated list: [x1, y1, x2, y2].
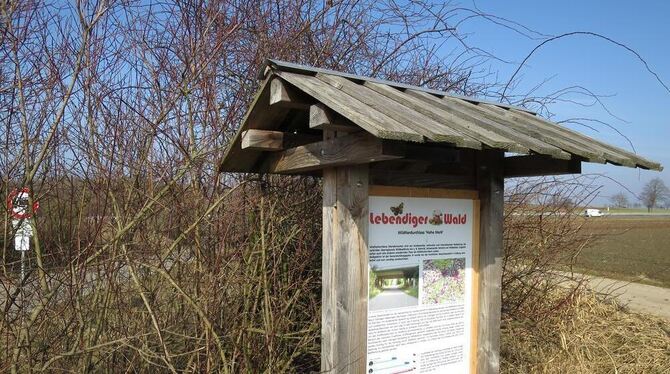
[20, 249, 25, 281]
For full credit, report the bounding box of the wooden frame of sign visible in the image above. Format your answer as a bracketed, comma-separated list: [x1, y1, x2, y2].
[321, 150, 503, 374]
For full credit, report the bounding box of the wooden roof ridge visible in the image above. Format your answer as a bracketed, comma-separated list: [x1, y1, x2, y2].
[219, 60, 663, 174]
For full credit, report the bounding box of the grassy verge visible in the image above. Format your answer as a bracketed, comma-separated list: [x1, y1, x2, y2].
[502, 290, 670, 373]
[573, 216, 670, 288]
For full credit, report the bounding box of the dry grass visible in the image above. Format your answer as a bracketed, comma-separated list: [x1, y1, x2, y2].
[502, 290, 670, 373]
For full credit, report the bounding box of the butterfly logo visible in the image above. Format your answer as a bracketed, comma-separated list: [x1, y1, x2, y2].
[390, 202, 404, 216]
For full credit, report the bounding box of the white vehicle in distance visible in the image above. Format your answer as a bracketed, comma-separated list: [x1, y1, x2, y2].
[584, 208, 605, 217]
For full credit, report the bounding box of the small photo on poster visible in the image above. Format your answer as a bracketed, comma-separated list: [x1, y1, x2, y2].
[421, 258, 466, 305]
[369, 265, 419, 311]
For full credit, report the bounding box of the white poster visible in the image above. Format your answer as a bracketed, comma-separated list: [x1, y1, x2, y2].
[367, 194, 475, 374]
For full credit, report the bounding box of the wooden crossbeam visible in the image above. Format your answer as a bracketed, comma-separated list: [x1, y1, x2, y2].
[370, 169, 475, 188]
[309, 103, 358, 132]
[504, 155, 581, 178]
[261, 133, 405, 174]
[220, 77, 292, 172]
[371, 159, 474, 176]
[404, 144, 463, 163]
[241, 129, 321, 151]
[241, 129, 284, 151]
[269, 78, 310, 109]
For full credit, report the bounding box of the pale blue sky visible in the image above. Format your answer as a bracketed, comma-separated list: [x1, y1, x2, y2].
[458, 1, 670, 204]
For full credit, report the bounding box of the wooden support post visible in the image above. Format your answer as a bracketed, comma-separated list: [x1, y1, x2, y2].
[476, 150, 504, 373]
[321, 163, 369, 373]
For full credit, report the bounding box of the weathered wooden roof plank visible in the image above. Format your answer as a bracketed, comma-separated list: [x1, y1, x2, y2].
[435, 96, 573, 160]
[404, 90, 531, 153]
[218, 60, 662, 175]
[361, 81, 519, 151]
[508, 108, 662, 170]
[315, 74, 482, 149]
[259, 59, 536, 113]
[484, 105, 635, 167]
[479, 104, 609, 164]
[277, 71, 424, 143]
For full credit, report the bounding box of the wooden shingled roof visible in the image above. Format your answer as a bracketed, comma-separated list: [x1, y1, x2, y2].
[219, 59, 662, 175]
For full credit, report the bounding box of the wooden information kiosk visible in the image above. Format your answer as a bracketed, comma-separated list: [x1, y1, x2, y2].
[219, 59, 661, 373]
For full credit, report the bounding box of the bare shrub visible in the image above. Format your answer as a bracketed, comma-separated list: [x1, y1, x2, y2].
[501, 176, 602, 321]
[501, 177, 591, 320]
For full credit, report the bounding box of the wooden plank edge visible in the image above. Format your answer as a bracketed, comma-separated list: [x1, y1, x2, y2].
[432, 135, 482, 150]
[369, 185, 479, 199]
[470, 199, 481, 374]
[261, 133, 406, 174]
[504, 155, 581, 178]
[636, 162, 663, 171]
[241, 129, 322, 151]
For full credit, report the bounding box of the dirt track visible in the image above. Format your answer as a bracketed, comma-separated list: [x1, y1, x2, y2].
[581, 275, 670, 320]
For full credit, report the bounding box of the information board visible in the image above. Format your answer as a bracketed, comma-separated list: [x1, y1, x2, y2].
[367, 188, 478, 374]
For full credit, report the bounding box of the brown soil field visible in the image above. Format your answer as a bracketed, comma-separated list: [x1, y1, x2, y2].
[576, 216, 670, 288]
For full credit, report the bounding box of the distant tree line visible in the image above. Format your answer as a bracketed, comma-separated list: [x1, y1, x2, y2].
[609, 177, 670, 211]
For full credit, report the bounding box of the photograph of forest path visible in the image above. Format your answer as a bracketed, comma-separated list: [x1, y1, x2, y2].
[369, 265, 419, 311]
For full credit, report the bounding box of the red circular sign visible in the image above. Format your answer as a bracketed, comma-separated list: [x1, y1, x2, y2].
[6, 188, 39, 219]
